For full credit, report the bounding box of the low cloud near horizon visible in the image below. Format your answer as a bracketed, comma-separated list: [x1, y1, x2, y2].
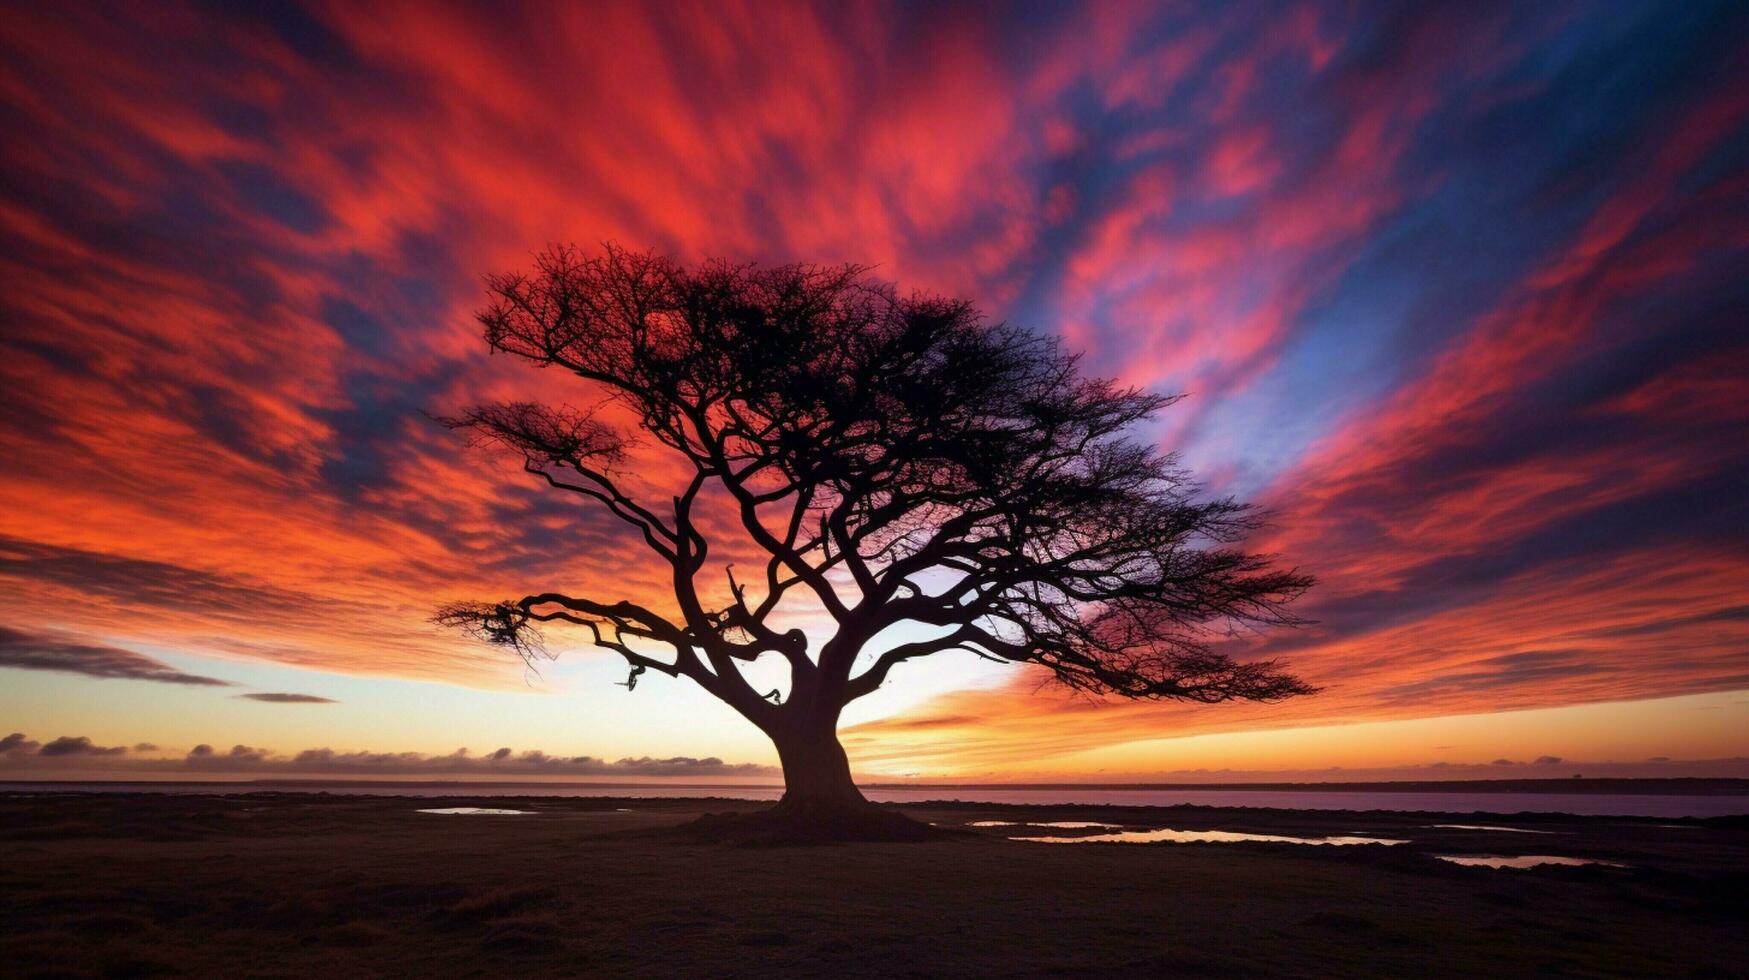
[0, 731, 776, 777]
[38, 735, 128, 757]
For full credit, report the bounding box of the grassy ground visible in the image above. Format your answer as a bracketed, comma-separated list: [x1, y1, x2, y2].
[2, 792, 1745, 977]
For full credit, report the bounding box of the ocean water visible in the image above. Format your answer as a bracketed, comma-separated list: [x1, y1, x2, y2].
[864, 786, 1749, 818]
[4, 781, 1746, 818]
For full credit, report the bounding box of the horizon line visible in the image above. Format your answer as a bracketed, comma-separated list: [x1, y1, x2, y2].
[5, 776, 1747, 795]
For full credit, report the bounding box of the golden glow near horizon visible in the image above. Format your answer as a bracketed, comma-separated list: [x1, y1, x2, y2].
[846, 690, 1749, 781]
[2, 645, 1744, 781]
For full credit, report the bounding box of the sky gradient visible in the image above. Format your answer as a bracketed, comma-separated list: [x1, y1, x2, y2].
[1, 1, 1745, 781]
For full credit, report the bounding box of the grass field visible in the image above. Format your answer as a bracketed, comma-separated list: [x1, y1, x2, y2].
[2, 792, 1745, 977]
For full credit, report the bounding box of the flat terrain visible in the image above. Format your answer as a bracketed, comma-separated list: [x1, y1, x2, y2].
[2, 792, 1745, 978]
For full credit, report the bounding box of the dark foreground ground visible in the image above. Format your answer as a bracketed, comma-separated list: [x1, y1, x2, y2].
[2, 793, 1745, 978]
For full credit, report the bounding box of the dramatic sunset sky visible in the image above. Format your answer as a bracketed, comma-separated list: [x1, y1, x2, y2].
[2, 1, 1745, 783]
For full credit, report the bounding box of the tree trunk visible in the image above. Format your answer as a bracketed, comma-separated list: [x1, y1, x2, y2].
[678, 689, 934, 843]
[771, 726, 870, 820]
[689, 721, 930, 842]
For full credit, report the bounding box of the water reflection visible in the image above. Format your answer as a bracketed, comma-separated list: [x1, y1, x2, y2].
[969, 820, 1122, 829]
[1435, 854, 1625, 869]
[416, 807, 532, 815]
[1429, 824, 1556, 834]
[1015, 828, 1408, 846]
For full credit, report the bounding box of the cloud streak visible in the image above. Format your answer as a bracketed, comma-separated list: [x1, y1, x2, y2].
[236, 693, 337, 704]
[0, 626, 230, 687]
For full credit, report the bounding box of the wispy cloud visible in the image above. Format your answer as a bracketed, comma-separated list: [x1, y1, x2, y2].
[0, 627, 229, 687]
[236, 693, 337, 704]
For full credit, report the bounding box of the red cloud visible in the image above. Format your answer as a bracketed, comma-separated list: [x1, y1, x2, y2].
[0, 2, 1743, 776]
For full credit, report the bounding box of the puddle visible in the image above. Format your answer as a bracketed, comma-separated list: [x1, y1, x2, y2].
[1434, 854, 1626, 869]
[969, 820, 1123, 829]
[1429, 824, 1557, 834]
[1015, 828, 1408, 846]
[416, 807, 533, 815]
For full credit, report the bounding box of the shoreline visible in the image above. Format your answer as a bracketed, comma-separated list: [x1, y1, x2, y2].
[6, 778, 1747, 820]
[6, 775, 1747, 794]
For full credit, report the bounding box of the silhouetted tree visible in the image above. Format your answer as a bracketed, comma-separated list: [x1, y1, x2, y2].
[437, 245, 1313, 839]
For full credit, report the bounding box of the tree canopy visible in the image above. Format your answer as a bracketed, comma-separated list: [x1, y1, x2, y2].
[436, 244, 1313, 833]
